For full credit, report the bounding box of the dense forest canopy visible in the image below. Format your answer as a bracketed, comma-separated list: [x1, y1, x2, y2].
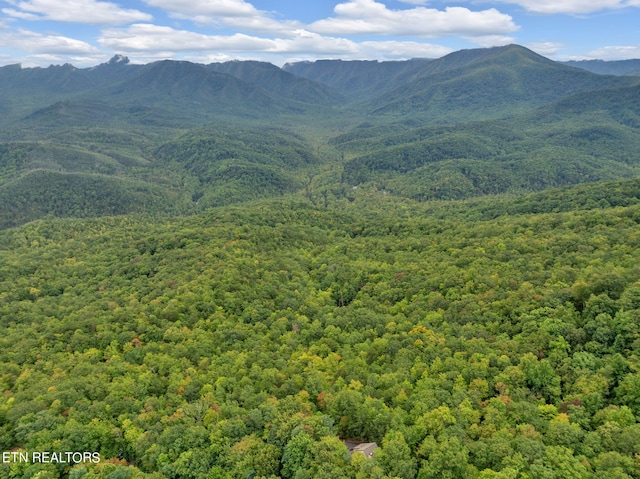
[1, 44, 640, 478]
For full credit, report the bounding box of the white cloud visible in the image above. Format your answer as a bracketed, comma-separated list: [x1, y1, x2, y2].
[494, 0, 640, 14]
[143, 0, 258, 17]
[587, 44, 640, 60]
[358, 40, 452, 58]
[142, 0, 301, 35]
[216, 15, 302, 36]
[271, 30, 360, 54]
[16, 53, 105, 67]
[2, 0, 152, 24]
[100, 24, 272, 52]
[2, 8, 41, 20]
[99, 24, 358, 55]
[466, 35, 517, 48]
[525, 42, 564, 56]
[146, 41, 451, 66]
[0, 28, 99, 54]
[308, 0, 518, 38]
[98, 23, 456, 64]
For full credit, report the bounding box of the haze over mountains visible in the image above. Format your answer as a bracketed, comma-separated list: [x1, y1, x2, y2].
[1, 44, 640, 227]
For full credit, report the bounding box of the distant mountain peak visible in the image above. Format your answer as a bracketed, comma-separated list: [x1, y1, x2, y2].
[108, 54, 130, 65]
[90, 54, 132, 71]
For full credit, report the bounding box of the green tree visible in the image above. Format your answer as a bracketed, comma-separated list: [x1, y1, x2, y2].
[281, 432, 313, 479]
[226, 435, 281, 479]
[528, 445, 590, 479]
[417, 436, 470, 479]
[375, 430, 417, 479]
[518, 353, 561, 401]
[615, 374, 640, 416]
[304, 436, 352, 479]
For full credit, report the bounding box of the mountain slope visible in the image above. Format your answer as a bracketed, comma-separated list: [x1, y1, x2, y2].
[0, 170, 176, 229]
[153, 126, 321, 207]
[538, 82, 640, 127]
[0, 124, 323, 227]
[0, 58, 340, 129]
[206, 60, 344, 105]
[336, 81, 640, 199]
[365, 45, 640, 122]
[0, 63, 98, 127]
[2, 45, 640, 225]
[84, 54, 143, 85]
[0, 63, 93, 95]
[562, 58, 640, 76]
[283, 58, 433, 99]
[102, 60, 282, 119]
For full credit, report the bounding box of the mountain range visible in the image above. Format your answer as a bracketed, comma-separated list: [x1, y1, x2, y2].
[561, 58, 640, 76]
[5, 43, 640, 479]
[1, 44, 640, 227]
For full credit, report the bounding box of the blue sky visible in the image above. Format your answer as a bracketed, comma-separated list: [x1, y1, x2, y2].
[1, 0, 639, 67]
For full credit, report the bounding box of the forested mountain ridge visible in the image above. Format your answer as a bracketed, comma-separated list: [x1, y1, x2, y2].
[0, 125, 324, 228]
[2, 44, 637, 130]
[562, 58, 640, 76]
[3, 43, 640, 479]
[1, 44, 640, 227]
[337, 81, 640, 199]
[0, 57, 336, 130]
[206, 60, 344, 104]
[282, 57, 434, 99]
[284, 45, 639, 109]
[362, 45, 640, 122]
